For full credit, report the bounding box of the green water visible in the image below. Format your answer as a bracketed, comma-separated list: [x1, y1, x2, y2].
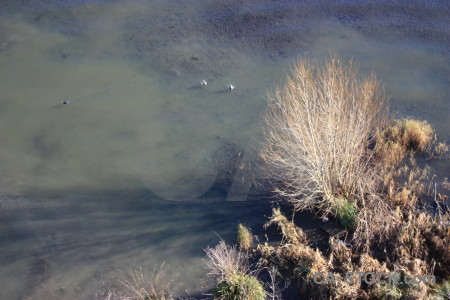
[0, 1, 448, 299]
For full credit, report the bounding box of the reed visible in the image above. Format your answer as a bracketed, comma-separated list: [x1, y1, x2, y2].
[237, 224, 253, 251]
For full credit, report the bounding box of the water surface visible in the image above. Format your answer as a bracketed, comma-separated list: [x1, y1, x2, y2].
[0, 1, 448, 299]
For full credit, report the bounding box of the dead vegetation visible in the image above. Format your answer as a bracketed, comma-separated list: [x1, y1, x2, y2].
[263, 208, 306, 245]
[237, 224, 253, 251]
[257, 207, 449, 299]
[94, 57, 449, 300]
[378, 119, 434, 153]
[374, 119, 435, 169]
[431, 142, 449, 159]
[260, 57, 387, 215]
[205, 241, 251, 281]
[258, 57, 449, 299]
[205, 241, 266, 300]
[96, 264, 177, 300]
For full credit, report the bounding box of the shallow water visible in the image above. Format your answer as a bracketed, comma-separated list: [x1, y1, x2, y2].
[0, 1, 448, 299]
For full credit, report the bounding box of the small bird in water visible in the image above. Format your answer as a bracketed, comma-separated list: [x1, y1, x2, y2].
[228, 84, 235, 91]
[61, 100, 70, 104]
[200, 79, 207, 87]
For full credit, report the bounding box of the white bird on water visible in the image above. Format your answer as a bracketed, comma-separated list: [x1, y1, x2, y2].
[228, 84, 235, 91]
[200, 80, 207, 86]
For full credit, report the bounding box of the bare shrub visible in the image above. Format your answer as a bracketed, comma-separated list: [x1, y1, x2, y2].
[119, 265, 176, 300]
[260, 57, 387, 213]
[265, 265, 288, 300]
[205, 241, 266, 300]
[205, 240, 250, 281]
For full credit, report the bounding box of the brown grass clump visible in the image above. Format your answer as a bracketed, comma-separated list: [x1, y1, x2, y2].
[399, 119, 434, 151]
[286, 244, 328, 279]
[259, 209, 329, 295]
[257, 242, 330, 298]
[260, 57, 387, 213]
[375, 119, 434, 166]
[359, 253, 389, 274]
[391, 211, 450, 281]
[264, 207, 306, 245]
[260, 209, 326, 271]
[431, 142, 449, 159]
[329, 237, 353, 270]
[392, 187, 418, 208]
[237, 224, 253, 251]
[262, 208, 328, 282]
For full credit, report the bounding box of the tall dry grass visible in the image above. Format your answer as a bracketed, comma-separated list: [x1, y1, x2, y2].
[237, 224, 253, 251]
[96, 265, 177, 300]
[260, 57, 387, 213]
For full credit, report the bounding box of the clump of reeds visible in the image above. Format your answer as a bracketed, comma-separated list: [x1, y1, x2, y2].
[205, 241, 266, 300]
[398, 119, 434, 151]
[431, 142, 449, 158]
[259, 209, 328, 289]
[260, 57, 387, 214]
[237, 224, 253, 251]
[258, 206, 450, 299]
[264, 208, 306, 245]
[374, 119, 434, 167]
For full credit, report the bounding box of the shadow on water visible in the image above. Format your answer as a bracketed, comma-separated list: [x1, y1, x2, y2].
[0, 186, 274, 299]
